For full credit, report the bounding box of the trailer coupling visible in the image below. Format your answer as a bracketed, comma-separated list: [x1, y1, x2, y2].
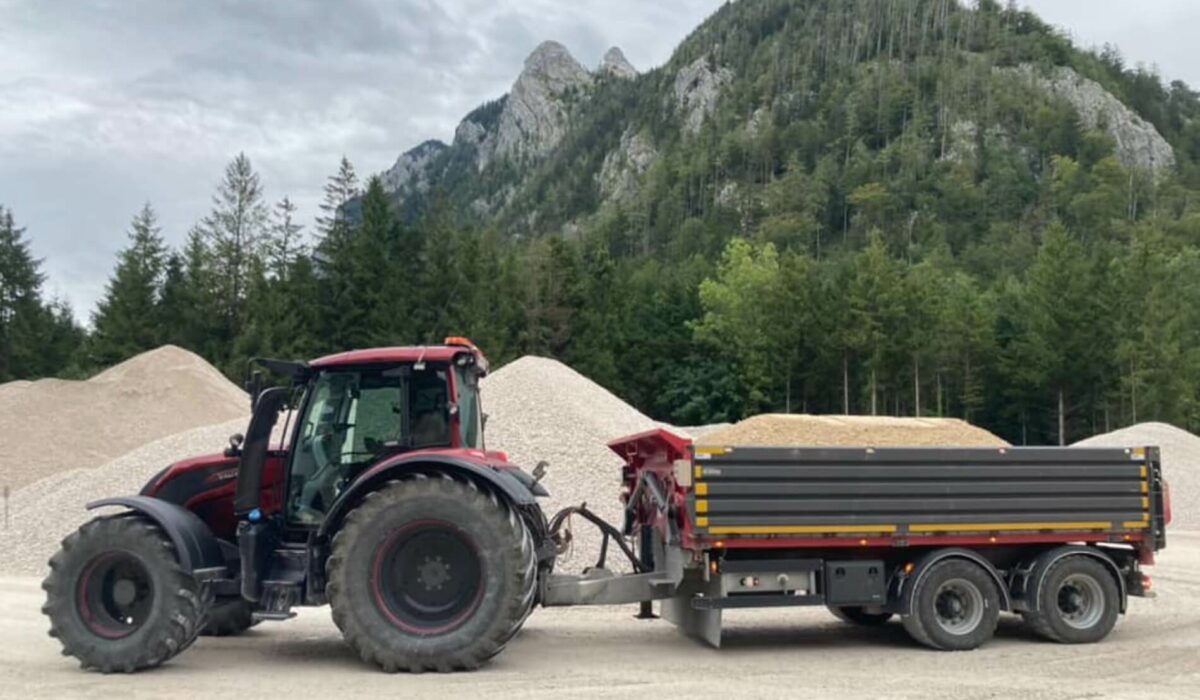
[540, 503, 685, 607]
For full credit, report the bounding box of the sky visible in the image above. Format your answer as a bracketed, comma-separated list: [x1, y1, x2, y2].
[2, 0, 1199, 325]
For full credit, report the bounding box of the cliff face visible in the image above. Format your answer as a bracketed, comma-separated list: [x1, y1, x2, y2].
[1007, 64, 1175, 172]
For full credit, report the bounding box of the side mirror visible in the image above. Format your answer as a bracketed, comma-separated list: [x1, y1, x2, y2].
[245, 370, 264, 410]
[224, 433, 245, 458]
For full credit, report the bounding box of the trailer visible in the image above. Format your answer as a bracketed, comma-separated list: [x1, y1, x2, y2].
[552, 429, 1169, 650]
[43, 341, 1171, 673]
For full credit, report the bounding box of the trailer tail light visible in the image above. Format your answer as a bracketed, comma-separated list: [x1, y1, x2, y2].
[1142, 574, 1153, 593]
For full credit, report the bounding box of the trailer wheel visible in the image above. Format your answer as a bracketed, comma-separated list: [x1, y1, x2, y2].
[828, 606, 893, 626]
[200, 597, 257, 636]
[902, 559, 999, 651]
[1021, 556, 1119, 644]
[327, 476, 536, 672]
[42, 514, 211, 672]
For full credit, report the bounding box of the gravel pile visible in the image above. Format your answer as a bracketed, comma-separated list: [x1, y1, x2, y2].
[697, 414, 1008, 447]
[0, 345, 248, 491]
[481, 356, 657, 570]
[1074, 422, 1200, 529]
[0, 418, 247, 575]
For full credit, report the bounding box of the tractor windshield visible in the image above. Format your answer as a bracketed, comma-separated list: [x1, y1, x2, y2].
[287, 365, 451, 524]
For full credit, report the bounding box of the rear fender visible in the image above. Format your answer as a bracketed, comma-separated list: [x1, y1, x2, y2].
[891, 547, 1012, 615]
[86, 495, 227, 578]
[318, 455, 540, 539]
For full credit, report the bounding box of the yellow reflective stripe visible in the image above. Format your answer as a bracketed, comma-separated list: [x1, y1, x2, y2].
[1141, 482, 1148, 494]
[910, 522, 1110, 533]
[1123, 520, 1150, 529]
[694, 447, 730, 456]
[696, 516, 709, 527]
[705, 524, 896, 535]
[695, 500, 708, 514]
[694, 482, 709, 496]
[694, 466, 703, 479]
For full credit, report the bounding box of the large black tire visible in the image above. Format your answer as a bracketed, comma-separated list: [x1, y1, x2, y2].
[201, 597, 257, 636]
[829, 605, 894, 626]
[42, 514, 211, 672]
[902, 559, 1000, 651]
[326, 476, 536, 672]
[1021, 555, 1120, 644]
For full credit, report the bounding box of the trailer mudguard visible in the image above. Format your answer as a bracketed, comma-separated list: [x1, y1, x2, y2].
[1018, 545, 1127, 614]
[893, 547, 1012, 615]
[317, 455, 540, 539]
[86, 495, 227, 577]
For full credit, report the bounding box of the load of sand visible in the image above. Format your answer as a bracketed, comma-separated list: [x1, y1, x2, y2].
[696, 414, 1008, 447]
[0, 345, 248, 492]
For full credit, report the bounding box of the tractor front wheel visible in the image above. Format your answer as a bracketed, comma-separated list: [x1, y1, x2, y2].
[42, 514, 211, 672]
[326, 476, 536, 672]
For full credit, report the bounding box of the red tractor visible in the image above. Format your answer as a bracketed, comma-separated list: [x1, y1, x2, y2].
[44, 338, 554, 672]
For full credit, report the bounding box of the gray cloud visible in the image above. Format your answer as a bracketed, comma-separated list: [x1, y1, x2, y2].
[2, 0, 1196, 323]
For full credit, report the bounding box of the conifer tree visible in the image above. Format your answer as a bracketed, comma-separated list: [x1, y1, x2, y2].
[91, 203, 167, 365]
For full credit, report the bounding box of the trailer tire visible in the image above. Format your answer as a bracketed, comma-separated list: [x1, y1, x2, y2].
[829, 606, 893, 626]
[200, 597, 257, 636]
[902, 559, 999, 651]
[327, 476, 536, 672]
[1021, 556, 1119, 644]
[42, 514, 211, 673]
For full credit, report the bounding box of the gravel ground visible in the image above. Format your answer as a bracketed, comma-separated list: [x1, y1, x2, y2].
[3, 532, 1197, 698]
[0, 345, 248, 492]
[698, 414, 1007, 447]
[1075, 422, 1200, 529]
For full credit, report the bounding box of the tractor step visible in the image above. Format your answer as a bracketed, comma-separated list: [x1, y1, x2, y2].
[252, 610, 297, 622]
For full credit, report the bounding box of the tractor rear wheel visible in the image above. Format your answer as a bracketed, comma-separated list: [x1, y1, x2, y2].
[326, 476, 536, 672]
[42, 514, 211, 672]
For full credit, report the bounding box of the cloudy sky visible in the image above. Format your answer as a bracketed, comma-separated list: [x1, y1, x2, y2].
[3, 0, 1199, 324]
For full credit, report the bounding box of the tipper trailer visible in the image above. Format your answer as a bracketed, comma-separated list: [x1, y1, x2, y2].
[42, 340, 1170, 673]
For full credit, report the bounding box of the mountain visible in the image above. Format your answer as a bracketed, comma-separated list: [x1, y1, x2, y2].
[378, 0, 1195, 243]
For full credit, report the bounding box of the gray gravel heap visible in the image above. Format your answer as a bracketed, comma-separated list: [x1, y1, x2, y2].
[1074, 422, 1200, 529]
[0, 418, 247, 575]
[481, 356, 658, 571]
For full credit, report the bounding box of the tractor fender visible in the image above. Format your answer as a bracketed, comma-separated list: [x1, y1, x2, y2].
[86, 495, 227, 578]
[318, 455, 541, 539]
[892, 547, 1012, 615]
[1017, 545, 1126, 614]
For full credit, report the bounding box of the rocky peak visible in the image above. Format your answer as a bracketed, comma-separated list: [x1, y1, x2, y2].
[491, 41, 594, 163]
[382, 139, 447, 193]
[599, 46, 637, 79]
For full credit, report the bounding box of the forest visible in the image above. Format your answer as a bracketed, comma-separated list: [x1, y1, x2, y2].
[3, 0, 1200, 446]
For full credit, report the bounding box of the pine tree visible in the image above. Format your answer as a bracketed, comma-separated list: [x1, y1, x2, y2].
[0, 206, 84, 380]
[91, 203, 168, 365]
[199, 153, 268, 357]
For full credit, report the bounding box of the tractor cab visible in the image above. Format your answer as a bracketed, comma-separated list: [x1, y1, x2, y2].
[247, 337, 489, 528]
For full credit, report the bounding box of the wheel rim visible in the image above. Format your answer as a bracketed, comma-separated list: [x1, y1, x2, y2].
[371, 520, 484, 635]
[76, 552, 155, 639]
[1056, 573, 1105, 630]
[933, 578, 985, 636]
